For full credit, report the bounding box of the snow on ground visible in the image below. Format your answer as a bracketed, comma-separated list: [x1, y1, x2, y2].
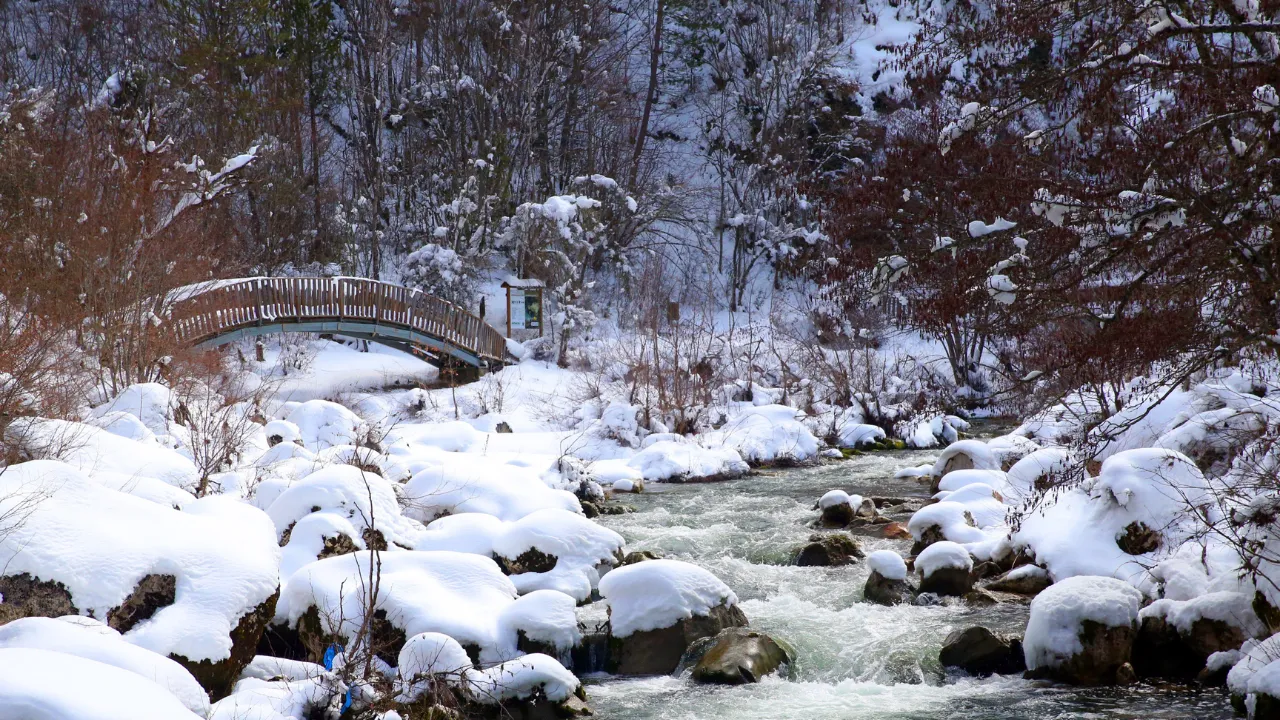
[0, 616, 210, 716]
[256, 338, 439, 403]
[8, 417, 200, 493]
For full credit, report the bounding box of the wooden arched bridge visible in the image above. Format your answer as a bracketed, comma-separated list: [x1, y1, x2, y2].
[169, 277, 509, 370]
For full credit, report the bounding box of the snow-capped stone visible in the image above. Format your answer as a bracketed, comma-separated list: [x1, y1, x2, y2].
[1024, 576, 1144, 685]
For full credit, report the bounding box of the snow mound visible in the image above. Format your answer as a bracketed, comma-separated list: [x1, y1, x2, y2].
[0, 647, 203, 719]
[598, 559, 738, 637]
[412, 512, 509, 556]
[465, 653, 580, 704]
[837, 423, 886, 448]
[397, 632, 472, 703]
[0, 617, 209, 716]
[1011, 448, 1214, 591]
[934, 483, 1007, 529]
[701, 404, 820, 463]
[894, 463, 934, 480]
[266, 464, 424, 580]
[937, 468, 1008, 493]
[867, 550, 908, 580]
[401, 453, 580, 522]
[411, 509, 622, 601]
[210, 665, 343, 720]
[400, 632, 473, 679]
[8, 417, 199, 492]
[916, 541, 973, 577]
[625, 440, 748, 482]
[905, 414, 968, 448]
[1229, 636, 1280, 699]
[1006, 448, 1072, 502]
[88, 411, 157, 443]
[263, 419, 302, 445]
[497, 590, 583, 652]
[1023, 575, 1143, 671]
[285, 399, 370, 451]
[0, 460, 281, 664]
[90, 383, 175, 438]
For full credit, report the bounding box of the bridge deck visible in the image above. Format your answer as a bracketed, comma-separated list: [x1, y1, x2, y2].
[169, 277, 507, 367]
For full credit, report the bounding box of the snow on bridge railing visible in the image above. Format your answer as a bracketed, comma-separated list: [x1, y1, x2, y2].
[167, 276, 508, 363]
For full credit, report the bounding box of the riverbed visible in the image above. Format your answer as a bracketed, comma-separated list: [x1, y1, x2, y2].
[589, 451, 1233, 720]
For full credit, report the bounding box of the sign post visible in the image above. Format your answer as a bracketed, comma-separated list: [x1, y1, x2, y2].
[502, 278, 545, 338]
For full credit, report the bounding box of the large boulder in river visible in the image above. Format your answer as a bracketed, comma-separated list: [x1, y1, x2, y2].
[916, 541, 974, 597]
[793, 533, 863, 567]
[863, 551, 915, 606]
[1023, 576, 1143, 686]
[685, 627, 793, 685]
[939, 626, 1026, 676]
[1133, 592, 1266, 680]
[600, 560, 746, 676]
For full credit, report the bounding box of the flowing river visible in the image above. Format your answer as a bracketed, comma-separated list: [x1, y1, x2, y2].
[589, 449, 1234, 720]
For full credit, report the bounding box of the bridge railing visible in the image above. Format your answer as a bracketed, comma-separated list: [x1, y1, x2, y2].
[169, 277, 508, 363]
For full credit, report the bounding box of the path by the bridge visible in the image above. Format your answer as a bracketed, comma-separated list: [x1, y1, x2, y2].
[169, 277, 508, 369]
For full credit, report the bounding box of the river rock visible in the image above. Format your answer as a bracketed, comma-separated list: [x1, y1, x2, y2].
[621, 550, 661, 565]
[916, 542, 974, 597]
[793, 533, 863, 567]
[685, 627, 794, 685]
[1133, 592, 1265, 680]
[816, 491, 875, 528]
[608, 602, 748, 676]
[939, 626, 1026, 676]
[863, 550, 915, 606]
[1023, 576, 1142, 686]
[984, 565, 1051, 596]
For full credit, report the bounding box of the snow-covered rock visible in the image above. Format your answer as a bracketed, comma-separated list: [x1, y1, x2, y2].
[492, 508, 624, 601]
[266, 464, 423, 581]
[700, 404, 820, 464]
[277, 550, 575, 665]
[1011, 448, 1215, 592]
[916, 541, 974, 596]
[1134, 592, 1266, 680]
[7, 417, 199, 492]
[466, 653, 581, 704]
[284, 399, 371, 451]
[0, 460, 281, 696]
[599, 559, 746, 675]
[624, 440, 748, 482]
[1024, 575, 1144, 685]
[932, 439, 1000, 478]
[1228, 636, 1280, 716]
